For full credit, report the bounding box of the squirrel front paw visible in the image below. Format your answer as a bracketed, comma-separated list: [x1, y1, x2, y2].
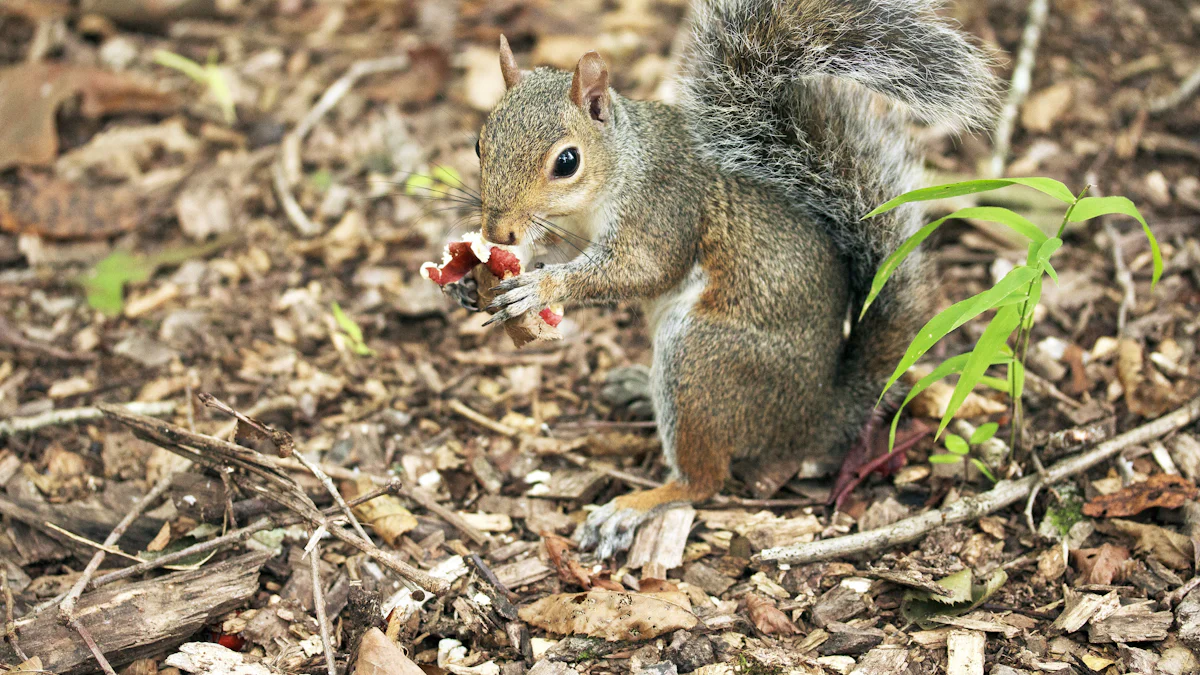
[575, 497, 654, 559]
[485, 268, 555, 325]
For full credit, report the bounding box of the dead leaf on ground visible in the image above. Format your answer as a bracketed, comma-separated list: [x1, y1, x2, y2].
[744, 592, 799, 635]
[0, 174, 142, 240]
[0, 63, 177, 170]
[360, 46, 450, 106]
[1117, 338, 1182, 418]
[1071, 543, 1131, 585]
[905, 369, 1007, 420]
[517, 589, 697, 641]
[342, 477, 417, 546]
[353, 627, 426, 675]
[1107, 519, 1195, 570]
[1082, 473, 1198, 518]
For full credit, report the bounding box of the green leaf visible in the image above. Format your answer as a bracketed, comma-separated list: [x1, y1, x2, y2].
[79, 251, 155, 315]
[153, 50, 207, 81]
[929, 454, 965, 464]
[901, 569, 1008, 629]
[879, 265, 1039, 400]
[1044, 260, 1059, 285]
[862, 207, 1048, 318]
[957, 206, 1049, 244]
[970, 422, 999, 444]
[1033, 237, 1062, 268]
[331, 302, 374, 356]
[865, 177, 1075, 219]
[1068, 196, 1162, 286]
[944, 433, 969, 455]
[937, 303, 1022, 438]
[971, 458, 998, 483]
[887, 352, 1011, 449]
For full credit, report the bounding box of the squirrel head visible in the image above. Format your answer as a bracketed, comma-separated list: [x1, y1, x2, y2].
[476, 36, 617, 247]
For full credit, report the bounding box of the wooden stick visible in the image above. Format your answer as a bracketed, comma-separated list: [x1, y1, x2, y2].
[1, 568, 26, 661]
[988, 0, 1050, 177]
[0, 401, 176, 438]
[447, 399, 520, 437]
[309, 542, 336, 675]
[273, 54, 409, 237]
[759, 394, 1200, 564]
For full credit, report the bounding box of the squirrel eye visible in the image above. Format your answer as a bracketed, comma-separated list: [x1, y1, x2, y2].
[475, 139, 481, 158]
[553, 147, 579, 178]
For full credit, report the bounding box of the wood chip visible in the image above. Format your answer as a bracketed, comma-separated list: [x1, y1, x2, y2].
[628, 506, 694, 577]
[946, 629, 986, 675]
[493, 556, 554, 590]
[12, 551, 270, 673]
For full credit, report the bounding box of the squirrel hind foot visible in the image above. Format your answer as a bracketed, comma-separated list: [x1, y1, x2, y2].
[575, 481, 713, 559]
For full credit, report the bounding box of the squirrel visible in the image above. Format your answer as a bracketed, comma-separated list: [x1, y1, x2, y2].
[473, 0, 997, 557]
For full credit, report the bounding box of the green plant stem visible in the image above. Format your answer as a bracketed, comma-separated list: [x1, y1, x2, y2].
[1007, 185, 1091, 453]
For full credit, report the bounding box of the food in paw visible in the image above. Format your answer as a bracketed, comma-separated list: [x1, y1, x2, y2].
[421, 232, 564, 347]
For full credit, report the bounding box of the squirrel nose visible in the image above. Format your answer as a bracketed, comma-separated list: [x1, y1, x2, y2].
[483, 215, 523, 247]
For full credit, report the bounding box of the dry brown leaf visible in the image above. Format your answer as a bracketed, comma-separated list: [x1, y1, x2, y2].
[744, 592, 799, 635]
[0, 63, 177, 170]
[1082, 473, 1198, 518]
[146, 521, 172, 553]
[352, 628, 426, 675]
[1071, 544, 1130, 585]
[1108, 519, 1195, 570]
[637, 578, 679, 594]
[905, 370, 1007, 420]
[342, 477, 417, 546]
[0, 174, 141, 240]
[544, 533, 594, 589]
[1117, 338, 1180, 418]
[517, 589, 697, 641]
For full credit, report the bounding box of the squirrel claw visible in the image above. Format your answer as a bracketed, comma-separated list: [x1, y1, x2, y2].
[574, 499, 652, 559]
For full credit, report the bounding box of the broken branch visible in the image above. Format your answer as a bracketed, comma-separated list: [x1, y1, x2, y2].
[759, 394, 1200, 564]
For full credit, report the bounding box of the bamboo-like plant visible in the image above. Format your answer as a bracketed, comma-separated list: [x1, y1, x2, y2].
[864, 178, 1163, 456]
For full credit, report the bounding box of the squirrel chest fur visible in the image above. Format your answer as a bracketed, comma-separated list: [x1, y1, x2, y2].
[474, 0, 997, 557]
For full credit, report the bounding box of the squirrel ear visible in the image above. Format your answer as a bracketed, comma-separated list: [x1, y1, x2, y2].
[499, 35, 521, 89]
[570, 51, 610, 123]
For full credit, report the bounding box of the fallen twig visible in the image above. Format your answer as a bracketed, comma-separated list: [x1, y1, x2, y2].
[309, 540, 336, 675]
[1, 568, 26, 661]
[0, 401, 176, 438]
[448, 399, 520, 437]
[758, 394, 1200, 564]
[1149, 62, 1200, 114]
[403, 481, 490, 546]
[57, 469, 181, 672]
[98, 404, 450, 595]
[200, 393, 372, 542]
[989, 0, 1050, 177]
[273, 54, 410, 237]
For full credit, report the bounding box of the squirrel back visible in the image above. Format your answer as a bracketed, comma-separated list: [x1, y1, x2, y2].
[679, 0, 997, 395]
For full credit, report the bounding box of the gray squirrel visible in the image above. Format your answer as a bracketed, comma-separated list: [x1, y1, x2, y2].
[471, 0, 997, 557]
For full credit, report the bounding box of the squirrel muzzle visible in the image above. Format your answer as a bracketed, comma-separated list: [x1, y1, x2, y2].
[481, 211, 529, 247]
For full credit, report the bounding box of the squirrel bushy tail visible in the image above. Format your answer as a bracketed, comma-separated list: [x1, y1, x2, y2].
[681, 0, 997, 396]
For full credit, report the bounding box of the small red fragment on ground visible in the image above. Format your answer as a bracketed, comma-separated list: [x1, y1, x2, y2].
[214, 633, 245, 651]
